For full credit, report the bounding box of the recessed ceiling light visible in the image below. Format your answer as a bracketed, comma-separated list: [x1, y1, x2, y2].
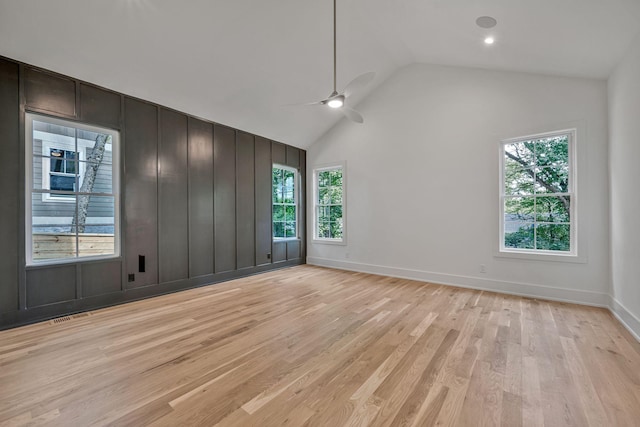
[476, 16, 497, 29]
[484, 37, 495, 45]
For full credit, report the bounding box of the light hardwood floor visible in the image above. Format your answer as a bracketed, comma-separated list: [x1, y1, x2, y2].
[1, 265, 640, 426]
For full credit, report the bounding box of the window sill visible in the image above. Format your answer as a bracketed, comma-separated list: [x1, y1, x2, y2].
[26, 254, 121, 269]
[273, 237, 300, 242]
[311, 238, 346, 246]
[495, 249, 586, 264]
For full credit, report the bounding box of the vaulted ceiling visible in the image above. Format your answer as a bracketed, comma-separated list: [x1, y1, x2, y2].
[1, 0, 639, 148]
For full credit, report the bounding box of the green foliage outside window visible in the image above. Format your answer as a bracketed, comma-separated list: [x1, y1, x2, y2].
[503, 134, 572, 252]
[316, 168, 343, 239]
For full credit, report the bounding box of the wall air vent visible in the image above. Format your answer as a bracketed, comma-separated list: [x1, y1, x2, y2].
[72, 312, 91, 319]
[50, 316, 72, 324]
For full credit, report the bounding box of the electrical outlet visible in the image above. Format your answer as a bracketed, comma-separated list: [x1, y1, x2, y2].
[345, 252, 350, 259]
[267, 253, 271, 259]
[128, 273, 135, 282]
[480, 264, 486, 273]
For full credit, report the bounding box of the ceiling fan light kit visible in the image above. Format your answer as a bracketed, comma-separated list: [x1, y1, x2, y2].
[326, 94, 344, 108]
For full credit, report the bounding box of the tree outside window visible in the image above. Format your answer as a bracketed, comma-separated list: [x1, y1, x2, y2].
[315, 167, 343, 240]
[501, 130, 575, 254]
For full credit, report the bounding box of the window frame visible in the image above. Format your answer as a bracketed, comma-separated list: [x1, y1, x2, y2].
[498, 128, 577, 259]
[312, 162, 346, 245]
[272, 164, 299, 241]
[25, 113, 121, 266]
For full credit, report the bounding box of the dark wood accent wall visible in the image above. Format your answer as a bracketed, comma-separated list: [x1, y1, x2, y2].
[0, 55, 306, 329]
[0, 59, 20, 314]
[24, 68, 76, 117]
[124, 98, 159, 288]
[236, 131, 256, 270]
[255, 137, 273, 266]
[214, 125, 237, 274]
[80, 83, 121, 128]
[158, 108, 189, 283]
[187, 117, 214, 278]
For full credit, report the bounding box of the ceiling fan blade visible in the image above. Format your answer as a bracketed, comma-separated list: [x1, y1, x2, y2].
[282, 100, 324, 107]
[340, 106, 364, 123]
[343, 71, 376, 98]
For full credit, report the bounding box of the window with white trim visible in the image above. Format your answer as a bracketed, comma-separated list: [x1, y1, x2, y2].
[500, 129, 576, 255]
[48, 148, 78, 192]
[26, 114, 120, 264]
[272, 165, 298, 239]
[313, 165, 344, 242]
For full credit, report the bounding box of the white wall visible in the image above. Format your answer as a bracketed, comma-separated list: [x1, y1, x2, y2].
[608, 34, 640, 338]
[307, 63, 610, 306]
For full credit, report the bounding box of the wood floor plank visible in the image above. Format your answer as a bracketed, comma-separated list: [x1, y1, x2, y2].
[501, 391, 522, 427]
[0, 265, 639, 426]
[559, 336, 608, 427]
[388, 328, 460, 426]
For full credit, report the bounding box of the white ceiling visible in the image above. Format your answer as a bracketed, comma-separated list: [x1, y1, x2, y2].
[1, 0, 639, 148]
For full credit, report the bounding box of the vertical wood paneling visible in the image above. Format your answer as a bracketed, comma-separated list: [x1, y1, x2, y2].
[0, 56, 307, 328]
[82, 260, 122, 297]
[286, 146, 300, 168]
[0, 59, 19, 313]
[214, 125, 236, 273]
[254, 136, 272, 266]
[272, 141, 286, 165]
[188, 117, 214, 277]
[285, 147, 302, 261]
[236, 131, 255, 269]
[124, 97, 158, 288]
[24, 67, 76, 117]
[272, 141, 287, 263]
[26, 265, 76, 307]
[159, 108, 189, 283]
[299, 150, 307, 261]
[286, 240, 301, 260]
[80, 84, 121, 129]
[272, 242, 287, 262]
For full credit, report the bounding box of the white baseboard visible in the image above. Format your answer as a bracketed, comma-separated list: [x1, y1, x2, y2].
[307, 257, 609, 307]
[609, 297, 640, 342]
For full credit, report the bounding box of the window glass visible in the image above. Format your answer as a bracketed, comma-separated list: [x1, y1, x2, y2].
[501, 132, 574, 254]
[27, 114, 119, 264]
[314, 166, 344, 241]
[272, 165, 297, 239]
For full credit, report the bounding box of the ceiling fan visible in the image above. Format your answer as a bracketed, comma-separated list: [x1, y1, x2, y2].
[293, 0, 375, 123]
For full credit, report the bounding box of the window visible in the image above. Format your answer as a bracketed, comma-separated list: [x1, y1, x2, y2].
[272, 165, 298, 239]
[49, 149, 77, 192]
[500, 129, 576, 255]
[313, 165, 345, 242]
[26, 114, 120, 264]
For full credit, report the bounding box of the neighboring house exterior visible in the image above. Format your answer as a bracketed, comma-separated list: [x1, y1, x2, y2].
[32, 121, 114, 234]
